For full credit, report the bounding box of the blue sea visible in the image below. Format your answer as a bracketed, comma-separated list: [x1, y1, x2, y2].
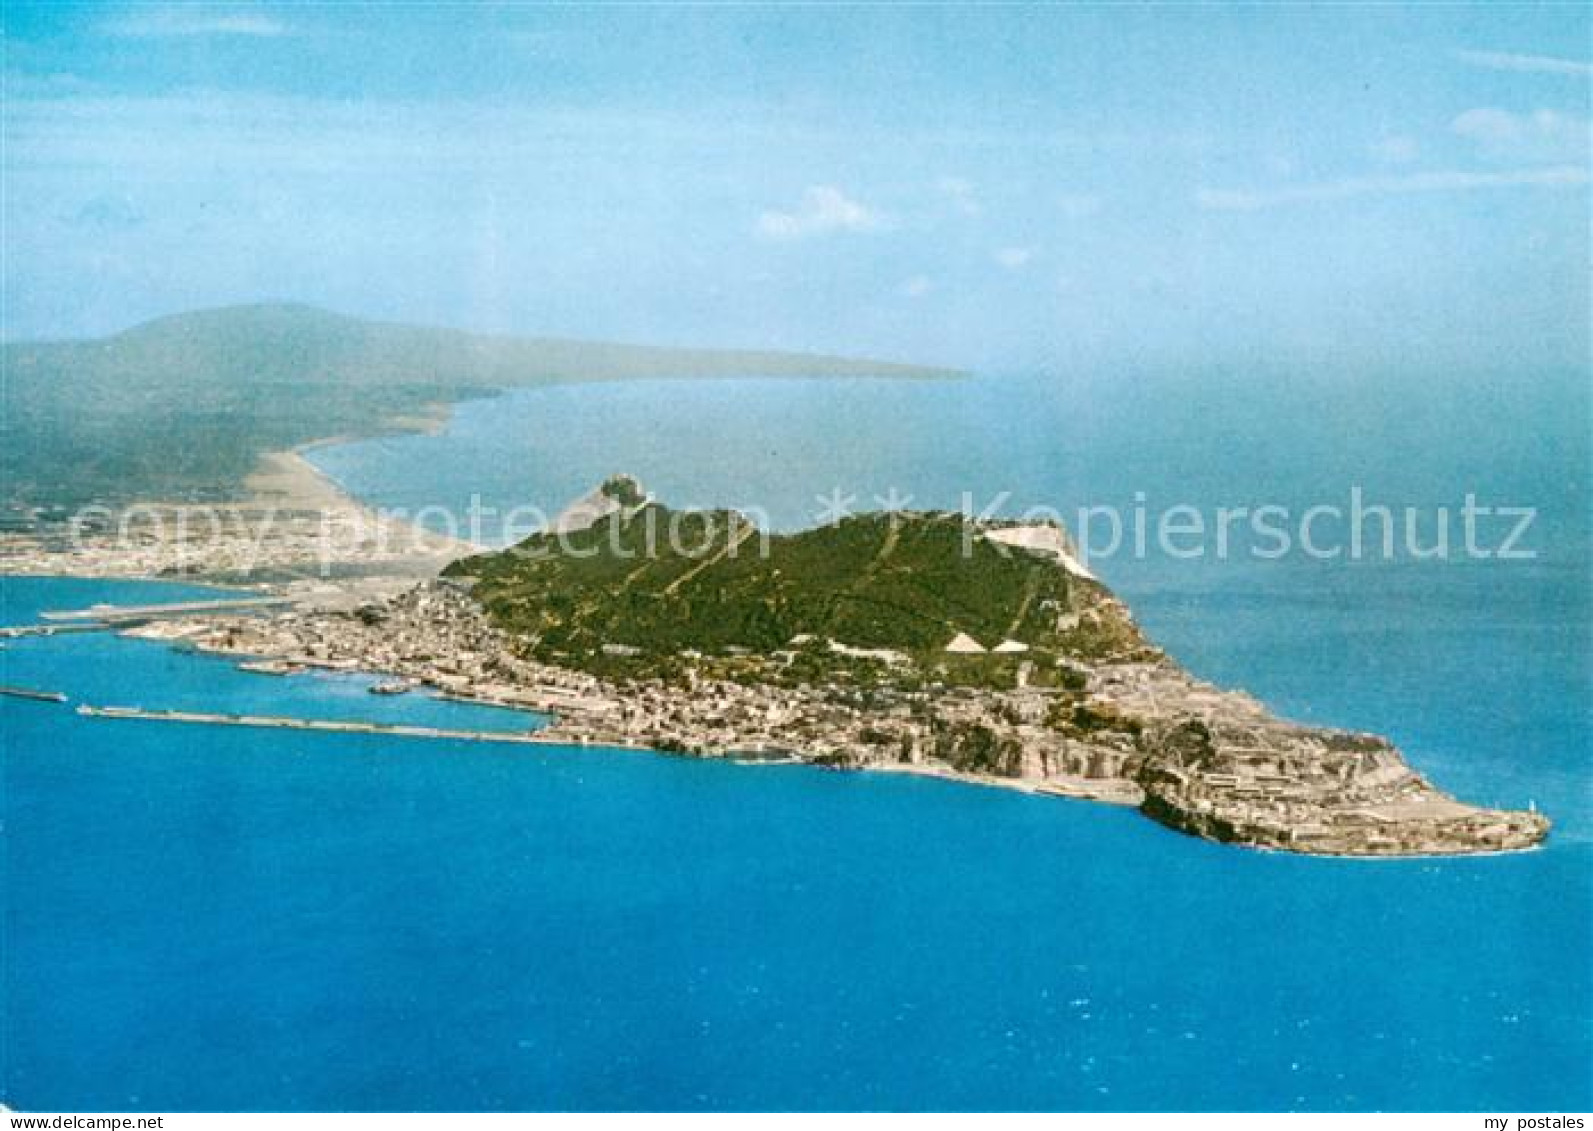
[4, 369, 1589, 1111]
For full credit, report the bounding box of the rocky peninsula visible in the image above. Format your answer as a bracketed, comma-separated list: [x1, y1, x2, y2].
[118, 475, 1550, 858]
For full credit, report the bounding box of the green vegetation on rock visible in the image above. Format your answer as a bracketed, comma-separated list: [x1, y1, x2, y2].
[444, 480, 1155, 689]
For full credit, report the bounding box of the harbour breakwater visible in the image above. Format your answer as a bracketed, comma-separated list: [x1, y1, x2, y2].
[75, 705, 554, 746]
[0, 685, 69, 703]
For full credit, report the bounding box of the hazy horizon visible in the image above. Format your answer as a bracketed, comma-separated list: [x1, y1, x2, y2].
[4, 4, 1589, 374]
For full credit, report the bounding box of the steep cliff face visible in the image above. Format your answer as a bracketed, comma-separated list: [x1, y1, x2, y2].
[435, 477, 1550, 857]
[1135, 714, 1549, 855]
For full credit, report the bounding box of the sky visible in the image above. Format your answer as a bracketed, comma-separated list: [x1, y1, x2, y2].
[2, 2, 1589, 372]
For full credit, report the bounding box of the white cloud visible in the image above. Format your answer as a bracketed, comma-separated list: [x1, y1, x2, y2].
[937, 177, 981, 217]
[756, 186, 884, 240]
[994, 246, 1035, 269]
[1370, 135, 1420, 165]
[902, 275, 934, 298]
[1197, 165, 1590, 210]
[101, 7, 291, 38]
[1455, 49, 1592, 77]
[1056, 192, 1102, 219]
[1450, 107, 1591, 162]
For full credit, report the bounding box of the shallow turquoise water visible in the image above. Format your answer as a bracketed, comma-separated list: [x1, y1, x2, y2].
[5, 369, 1590, 1110]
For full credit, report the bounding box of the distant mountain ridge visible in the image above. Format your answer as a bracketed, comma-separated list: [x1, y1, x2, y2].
[1, 304, 958, 509]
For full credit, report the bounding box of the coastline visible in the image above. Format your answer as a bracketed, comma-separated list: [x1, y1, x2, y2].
[108, 577, 1549, 860]
[112, 621, 1163, 813]
[0, 440, 1554, 861]
[1, 559, 1555, 861]
[1, 439, 479, 582]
